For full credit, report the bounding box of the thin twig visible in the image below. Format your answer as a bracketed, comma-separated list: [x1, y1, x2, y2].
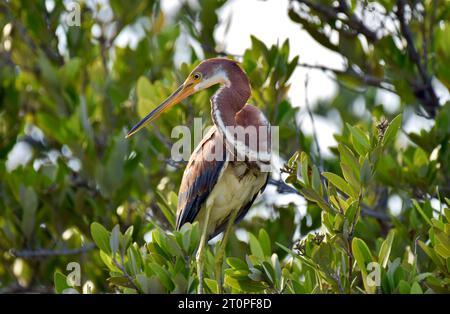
[10, 244, 96, 259]
[295, 0, 378, 42]
[268, 177, 298, 194]
[304, 74, 324, 172]
[297, 63, 395, 93]
[268, 177, 391, 221]
[360, 204, 390, 221]
[332, 266, 345, 294]
[397, 1, 429, 84]
[429, 0, 438, 76]
[396, 0, 439, 117]
[421, 3, 428, 74]
[112, 257, 140, 292]
[347, 193, 362, 293]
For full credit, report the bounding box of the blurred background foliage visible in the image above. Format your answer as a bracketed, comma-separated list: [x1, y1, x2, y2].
[0, 0, 450, 294]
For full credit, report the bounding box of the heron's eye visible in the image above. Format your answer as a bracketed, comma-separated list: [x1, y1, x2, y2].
[193, 73, 202, 80]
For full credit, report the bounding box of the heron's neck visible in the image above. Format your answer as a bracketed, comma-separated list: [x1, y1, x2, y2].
[211, 72, 251, 129]
[210, 71, 271, 165]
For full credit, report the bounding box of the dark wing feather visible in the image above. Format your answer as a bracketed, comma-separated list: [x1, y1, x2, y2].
[176, 128, 226, 230]
[208, 174, 269, 240]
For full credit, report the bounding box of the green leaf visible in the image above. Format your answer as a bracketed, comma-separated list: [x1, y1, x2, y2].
[91, 222, 111, 254]
[382, 114, 402, 146]
[300, 187, 333, 212]
[54, 271, 70, 294]
[152, 228, 168, 252]
[249, 233, 264, 259]
[261, 261, 275, 284]
[122, 226, 134, 251]
[20, 186, 38, 240]
[322, 172, 357, 198]
[136, 275, 164, 294]
[148, 263, 175, 292]
[346, 123, 371, 155]
[418, 240, 444, 269]
[227, 257, 249, 270]
[345, 201, 359, 223]
[410, 282, 423, 294]
[136, 76, 153, 101]
[338, 144, 359, 168]
[110, 225, 120, 255]
[127, 245, 142, 275]
[248, 268, 264, 282]
[100, 251, 119, 272]
[250, 35, 269, 60]
[378, 229, 395, 268]
[287, 151, 300, 168]
[447, 258, 450, 274]
[435, 244, 450, 259]
[156, 192, 176, 229]
[434, 228, 450, 251]
[398, 280, 410, 294]
[204, 278, 218, 294]
[311, 165, 322, 195]
[412, 200, 432, 226]
[271, 254, 282, 287]
[338, 144, 360, 181]
[360, 157, 372, 186]
[352, 237, 373, 266]
[258, 229, 271, 257]
[300, 152, 310, 186]
[352, 237, 374, 293]
[224, 276, 268, 293]
[340, 162, 361, 194]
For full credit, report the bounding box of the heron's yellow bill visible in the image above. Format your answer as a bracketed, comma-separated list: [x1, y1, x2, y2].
[125, 82, 195, 138]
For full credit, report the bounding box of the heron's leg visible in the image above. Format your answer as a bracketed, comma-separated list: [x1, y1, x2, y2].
[215, 210, 238, 294]
[196, 203, 213, 294]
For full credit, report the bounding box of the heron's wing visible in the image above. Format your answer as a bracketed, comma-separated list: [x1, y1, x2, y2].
[208, 174, 269, 240]
[176, 127, 227, 230]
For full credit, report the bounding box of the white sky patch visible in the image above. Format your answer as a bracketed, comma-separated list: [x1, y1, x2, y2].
[6, 142, 33, 171]
[264, 184, 306, 212]
[388, 194, 403, 216]
[430, 198, 444, 219]
[433, 77, 450, 104]
[376, 89, 401, 114]
[353, 96, 366, 117]
[403, 112, 435, 134]
[115, 20, 148, 48]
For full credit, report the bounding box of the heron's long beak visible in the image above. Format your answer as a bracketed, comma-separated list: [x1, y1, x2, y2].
[126, 82, 195, 138]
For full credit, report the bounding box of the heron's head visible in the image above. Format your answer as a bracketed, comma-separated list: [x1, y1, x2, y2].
[126, 58, 239, 138]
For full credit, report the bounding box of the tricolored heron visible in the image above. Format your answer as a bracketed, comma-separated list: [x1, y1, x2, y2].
[126, 58, 271, 293]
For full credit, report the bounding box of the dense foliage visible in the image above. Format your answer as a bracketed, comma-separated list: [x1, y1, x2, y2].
[1, 0, 449, 294]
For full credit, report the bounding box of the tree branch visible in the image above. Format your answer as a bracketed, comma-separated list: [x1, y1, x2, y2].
[297, 63, 396, 93]
[112, 256, 140, 292]
[10, 244, 96, 259]
[396, 0, 440, 117]
[295, 0, 378, 42]
[304, 74, 324, 172]
[268, 177, 391, 222]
